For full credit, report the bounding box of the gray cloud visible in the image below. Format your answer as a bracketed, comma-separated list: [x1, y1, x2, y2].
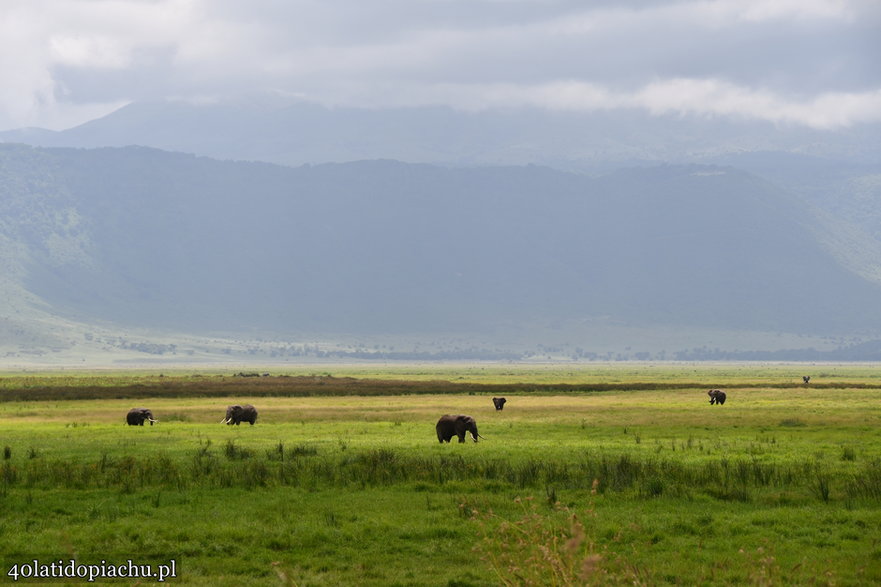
[1, 0, 879, 130]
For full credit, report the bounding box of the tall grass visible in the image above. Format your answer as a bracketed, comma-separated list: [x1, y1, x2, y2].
[471, 486, 653, 586]
[2, 446, 878, 504]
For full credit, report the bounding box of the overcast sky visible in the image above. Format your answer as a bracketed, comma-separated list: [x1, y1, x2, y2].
[1, 0, 879, 131]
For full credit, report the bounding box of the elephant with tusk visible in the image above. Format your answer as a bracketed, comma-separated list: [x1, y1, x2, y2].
[222, 404, 258, 425]
[436, 414, 483, 443]
[126, 407, 158, 426]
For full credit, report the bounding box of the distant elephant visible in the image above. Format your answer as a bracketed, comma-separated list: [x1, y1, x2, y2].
[436, 414, 483, 443]
[222, 404, 258, 425]
[707, 389, 727, 405]
[126, 407, 157, 426]
[803, 376, 811, 385]
[492, 397, 507, 411]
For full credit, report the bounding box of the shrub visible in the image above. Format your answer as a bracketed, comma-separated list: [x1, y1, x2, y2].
[224, 440, 254, 460]
[471, 490, 647, 586]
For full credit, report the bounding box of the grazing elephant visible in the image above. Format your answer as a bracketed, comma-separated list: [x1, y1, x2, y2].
[707, 389, 727, 405]
[492, 397, 507, 411]
[126, 407, 157, 426]
[222, 404, 258, 425]
[436, 414, 482, 443]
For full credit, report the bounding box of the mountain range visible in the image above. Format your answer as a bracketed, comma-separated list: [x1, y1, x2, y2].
[1, 99, 881, 363]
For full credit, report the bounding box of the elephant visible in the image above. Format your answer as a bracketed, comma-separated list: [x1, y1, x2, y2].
[492, 397, 507, 411]
[707, 389, 727, 405]
[126, 407, 157, 426]
[222, 404, 258, 425]
[803, 376, 811, 385]
[436, 414, 483, 443]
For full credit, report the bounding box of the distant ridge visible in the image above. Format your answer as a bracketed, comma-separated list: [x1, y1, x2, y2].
[4, 98, 879, 168]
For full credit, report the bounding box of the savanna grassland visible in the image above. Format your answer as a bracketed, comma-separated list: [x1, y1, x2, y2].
[0, 363, 880, 585]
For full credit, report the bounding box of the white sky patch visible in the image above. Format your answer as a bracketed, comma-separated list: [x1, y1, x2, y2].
[0, 7, 56, 128]
[633, 78, 881, 128]
[727, 0, 855, 22]
[50, 36, 131, 69]
[550, 0, 856, 35]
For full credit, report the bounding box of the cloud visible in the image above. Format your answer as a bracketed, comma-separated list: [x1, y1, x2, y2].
[0, 0, 878, 130]
[50, 35, 132, 69]
[721, 0, 855, 22]
[0, 0, 192, 129]
[634, 79, 881, 129]
[0, 7, 56, 128]
[345, 78, 881, 129]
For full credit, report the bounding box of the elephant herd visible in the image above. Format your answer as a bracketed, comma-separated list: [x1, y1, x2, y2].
[125, 404, 258, 426]
[126, 385, 744, 440]
[436, 387, 736, 444]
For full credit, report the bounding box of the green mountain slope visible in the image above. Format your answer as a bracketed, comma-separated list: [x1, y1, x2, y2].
[2, 144, 880, 349]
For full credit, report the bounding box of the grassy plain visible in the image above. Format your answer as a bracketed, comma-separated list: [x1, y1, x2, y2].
[0, 364, 879, 585]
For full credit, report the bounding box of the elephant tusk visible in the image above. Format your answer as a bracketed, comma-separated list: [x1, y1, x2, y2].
[221, 417, 229, 424]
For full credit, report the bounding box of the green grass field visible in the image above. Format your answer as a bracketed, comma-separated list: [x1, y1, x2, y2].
[0, 364, 879, 585]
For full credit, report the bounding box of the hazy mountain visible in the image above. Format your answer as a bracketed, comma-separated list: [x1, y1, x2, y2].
[5, 99, 879, 264]
[6, 99, 880, 258]
[3, 143, 881, 359]
[4, 99, 879, 170]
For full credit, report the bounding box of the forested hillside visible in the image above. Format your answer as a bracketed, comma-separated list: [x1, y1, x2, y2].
[2, 143, 881, 359]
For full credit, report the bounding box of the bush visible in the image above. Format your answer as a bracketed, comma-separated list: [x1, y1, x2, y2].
[471, 490, 647, 586]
